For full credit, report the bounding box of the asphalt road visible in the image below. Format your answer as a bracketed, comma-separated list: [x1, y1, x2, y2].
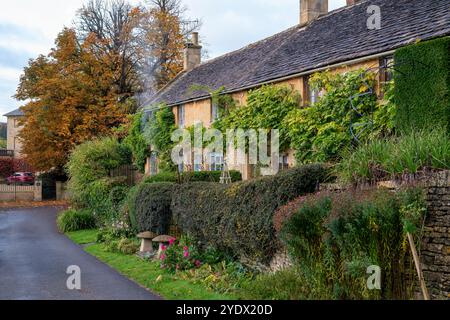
[0, 207, 160, 300]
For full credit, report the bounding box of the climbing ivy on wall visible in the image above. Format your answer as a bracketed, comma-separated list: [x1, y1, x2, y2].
[284, 69, 395, 164]
[214, 85, 301, 151]
[393, 37, 450, 133]
[143, 104, 177, 172]
[123, 112, 151, 173]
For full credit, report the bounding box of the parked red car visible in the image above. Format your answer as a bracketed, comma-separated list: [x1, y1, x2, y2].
[6, 172, 35, 185]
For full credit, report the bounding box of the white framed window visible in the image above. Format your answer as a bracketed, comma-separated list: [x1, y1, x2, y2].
[209, 152, 224, 172]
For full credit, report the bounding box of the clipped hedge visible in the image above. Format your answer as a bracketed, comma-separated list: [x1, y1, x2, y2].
[132, 182, 174, 234]
[171, 164, 328, 264]
[144, 170, 243, 184]
[394, 37, 450, 132]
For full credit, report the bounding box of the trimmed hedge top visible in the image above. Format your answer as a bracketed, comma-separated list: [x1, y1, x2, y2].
[144, 170, 242, 184]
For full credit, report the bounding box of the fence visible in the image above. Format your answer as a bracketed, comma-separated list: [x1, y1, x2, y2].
[0, 183, 36, 201]
[110, 164, 140, 186]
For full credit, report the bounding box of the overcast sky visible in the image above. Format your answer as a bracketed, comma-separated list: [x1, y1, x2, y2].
[0, 0, 346, 121]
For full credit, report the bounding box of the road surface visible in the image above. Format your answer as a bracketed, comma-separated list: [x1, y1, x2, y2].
[0, 206, 160, 300]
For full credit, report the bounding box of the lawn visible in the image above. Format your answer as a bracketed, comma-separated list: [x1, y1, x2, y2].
[66, 230, 236, 300]
[67, 229, 98, 245]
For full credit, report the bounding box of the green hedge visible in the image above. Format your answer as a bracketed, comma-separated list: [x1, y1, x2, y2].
[131, 182, 174, 234]
[171, 164, 328, 264]
[144, 170, 242, 184]
[394, 37, 450, 133]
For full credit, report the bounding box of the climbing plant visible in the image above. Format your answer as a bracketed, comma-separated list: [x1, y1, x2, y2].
[214, 85, 301, 152]
[143, 104, 177, 172]
[284, 69, 394, 164]
[123, 112, 150, 173]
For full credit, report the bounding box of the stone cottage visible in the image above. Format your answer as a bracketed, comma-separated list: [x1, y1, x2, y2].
[146, 0, 450, 179]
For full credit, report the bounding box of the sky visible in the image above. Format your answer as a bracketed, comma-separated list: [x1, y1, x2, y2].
[0, 0, 346, 121]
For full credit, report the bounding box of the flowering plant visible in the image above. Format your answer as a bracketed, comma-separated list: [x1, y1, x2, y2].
[160, 236, 202, 273]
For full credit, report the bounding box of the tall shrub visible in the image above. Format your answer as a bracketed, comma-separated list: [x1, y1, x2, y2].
[66, 137, 131, 223]
[394, 37, 450, 132]
[131, 182, 174, 234]
[281, 188, 427, 300]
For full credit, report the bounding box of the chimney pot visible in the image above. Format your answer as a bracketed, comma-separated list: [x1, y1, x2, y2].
[184, 32, 202, 71]
[191, 32, 199, 46]
[300, 0, 328, 25]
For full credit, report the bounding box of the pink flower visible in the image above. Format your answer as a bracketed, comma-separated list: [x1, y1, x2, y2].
[160, 254, 166, 261]
[169, 238, 175, 245]
[195, 260, 202, 267]
[161, 245, 167, 251]
[183, 246, 188, 251]
[183, 250, 189, 258]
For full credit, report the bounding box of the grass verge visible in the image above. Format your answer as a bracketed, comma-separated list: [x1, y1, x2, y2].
[67, 230, 235, 300]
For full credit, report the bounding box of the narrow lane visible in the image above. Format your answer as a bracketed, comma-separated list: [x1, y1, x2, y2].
[0, 207, 160, 300]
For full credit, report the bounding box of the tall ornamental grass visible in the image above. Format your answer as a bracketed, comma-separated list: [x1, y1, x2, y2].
[337, 128, 450, 184]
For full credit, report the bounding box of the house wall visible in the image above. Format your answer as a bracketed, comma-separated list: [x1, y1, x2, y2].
[149, 57, 385, 178]
[6, 116, 24, 159]
[185, 99, 212, 127]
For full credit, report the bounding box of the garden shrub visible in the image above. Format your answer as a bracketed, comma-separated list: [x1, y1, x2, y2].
[336, 128, 450, 183]
[281, 188, 427, 300]
[132, 182, 174, 234]
[238, 268, 308, 300]
[66, 137, 132, 224]
[394, 37, 450, 133]
[57, 209, 96, 232]
[160, 236, 202, 273]
[117, 238, 140, 255]
[171, 164, 328, 264]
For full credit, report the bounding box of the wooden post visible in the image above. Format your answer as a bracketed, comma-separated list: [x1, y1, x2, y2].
[407, 232, 430, 300]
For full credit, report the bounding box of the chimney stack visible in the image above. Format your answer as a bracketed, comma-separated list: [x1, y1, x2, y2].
[300, 0, 328, 25]
[346, 0, 361, 6]
[184, 32, 202, 71]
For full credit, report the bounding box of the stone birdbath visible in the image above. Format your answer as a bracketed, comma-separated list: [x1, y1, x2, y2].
[153, 235, 176, 259]
[137, 231, 157, 258]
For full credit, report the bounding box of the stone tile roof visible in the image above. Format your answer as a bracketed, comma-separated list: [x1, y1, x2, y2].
[149, 0, 450, 107]
[3, 108, 24, 117]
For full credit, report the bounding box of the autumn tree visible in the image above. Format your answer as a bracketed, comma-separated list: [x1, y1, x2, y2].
[139, 0, 202, 92]
[76, 0, 142, 100]
[15, 28, 133, 172]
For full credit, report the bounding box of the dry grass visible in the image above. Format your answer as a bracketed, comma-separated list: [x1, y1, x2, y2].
[0, 200, 69, 209]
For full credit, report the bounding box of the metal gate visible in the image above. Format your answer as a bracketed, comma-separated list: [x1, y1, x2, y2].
[41, 178, 56, 200]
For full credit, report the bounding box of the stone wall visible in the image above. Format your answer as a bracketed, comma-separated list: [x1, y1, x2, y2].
[419, 171, 450, 300]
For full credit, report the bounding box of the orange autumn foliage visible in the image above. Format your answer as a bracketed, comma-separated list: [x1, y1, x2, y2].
[15, 28, 133, 171]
